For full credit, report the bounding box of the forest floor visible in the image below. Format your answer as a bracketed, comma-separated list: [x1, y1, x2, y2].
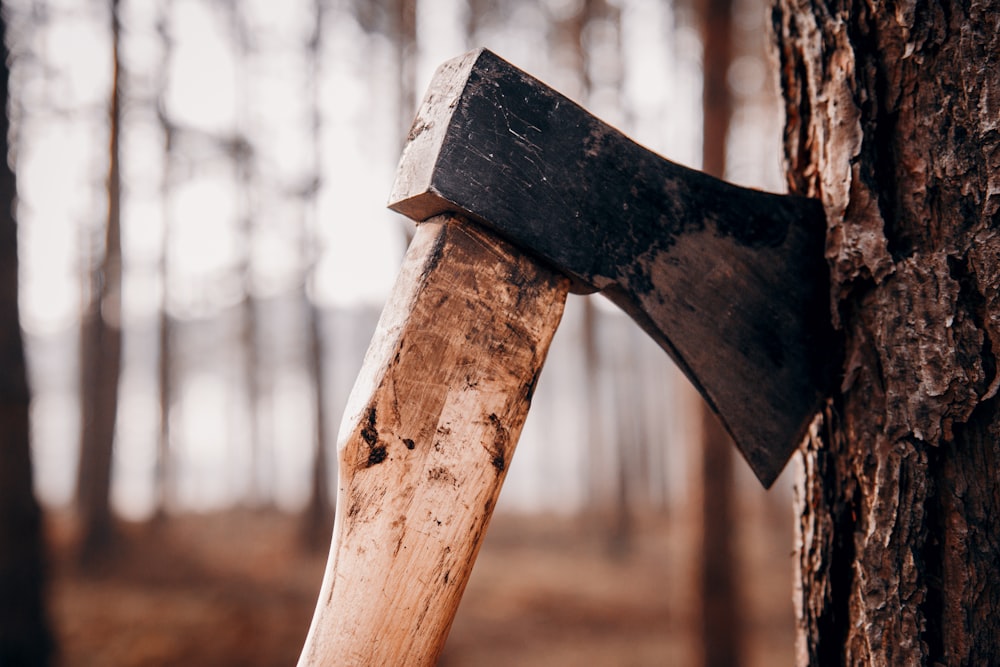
[45, 498, 794, 666]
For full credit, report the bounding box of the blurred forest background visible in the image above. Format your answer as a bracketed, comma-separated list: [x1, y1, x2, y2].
[3, 0, 800, 664]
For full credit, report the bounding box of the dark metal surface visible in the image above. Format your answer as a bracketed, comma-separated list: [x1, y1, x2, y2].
[389, 48, 839, 487]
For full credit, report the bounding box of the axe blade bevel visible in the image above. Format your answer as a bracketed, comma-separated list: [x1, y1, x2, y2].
[389, 48, 840, 487]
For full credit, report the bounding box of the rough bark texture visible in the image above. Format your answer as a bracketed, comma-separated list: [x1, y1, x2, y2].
[772, 0, 1000, 663]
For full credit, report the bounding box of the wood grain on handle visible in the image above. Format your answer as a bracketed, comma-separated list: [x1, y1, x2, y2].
[298, 215, 569, 666]
[389, 48, 835, 488]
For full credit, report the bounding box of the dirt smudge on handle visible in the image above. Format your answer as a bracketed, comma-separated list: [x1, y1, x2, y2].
[361, 407, 388, 467]
[488, 413, 509, 473]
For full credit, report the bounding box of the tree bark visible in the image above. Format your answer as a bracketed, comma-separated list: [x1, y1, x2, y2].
[0, 9, 55, 663]
[77, 0, 124, 567]
[772, 0, 1000, 663]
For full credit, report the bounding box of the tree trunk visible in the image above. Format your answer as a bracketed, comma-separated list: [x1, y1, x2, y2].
[300, 0, 334, 552]
[227, 4, 265, 506]
[394, 0, 417, 147]
[302, 294, 333, 550]
[772, 0, 1000, 663]
[547, 0, 601, 514]
[77, 0, 123, 567]
[0, 8, 55, 663]
[697, 0, 743, 662]
[154, 0, 175, 520]
[556, 0, 630, 540]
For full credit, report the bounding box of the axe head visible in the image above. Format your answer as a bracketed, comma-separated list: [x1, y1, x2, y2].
[388, 49, 839, 487]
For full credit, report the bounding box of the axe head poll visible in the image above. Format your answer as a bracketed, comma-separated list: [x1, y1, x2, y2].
[388, 48, 839, 487]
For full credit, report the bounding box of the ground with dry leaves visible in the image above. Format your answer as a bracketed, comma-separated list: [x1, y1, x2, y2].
[45, 498, 793, 666]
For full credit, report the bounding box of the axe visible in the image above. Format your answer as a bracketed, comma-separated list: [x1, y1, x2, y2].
[298, 49, 836, 665]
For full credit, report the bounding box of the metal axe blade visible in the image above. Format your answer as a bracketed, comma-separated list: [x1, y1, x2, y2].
[299, 49, 839, 665]
[389, 48, 839, 488]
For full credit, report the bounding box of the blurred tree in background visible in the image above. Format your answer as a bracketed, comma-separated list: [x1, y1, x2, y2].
[0, 0, 793, 663]
[12, 0, 743, 527]
[76, 0, 123, 568]
[696, 0, 742, 663]
[0, 5, 53, 663]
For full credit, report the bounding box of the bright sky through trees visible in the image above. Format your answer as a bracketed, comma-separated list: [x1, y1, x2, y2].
[9, 0, 783, 517]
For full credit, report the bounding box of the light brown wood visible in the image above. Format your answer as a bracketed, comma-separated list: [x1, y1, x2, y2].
[298, 215, 569, 666]
[388, 48, 834, 488]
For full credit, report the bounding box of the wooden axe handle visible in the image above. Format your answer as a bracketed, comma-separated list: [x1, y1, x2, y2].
[389, 48, 836, 488]
[298, 215, 568, 665]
